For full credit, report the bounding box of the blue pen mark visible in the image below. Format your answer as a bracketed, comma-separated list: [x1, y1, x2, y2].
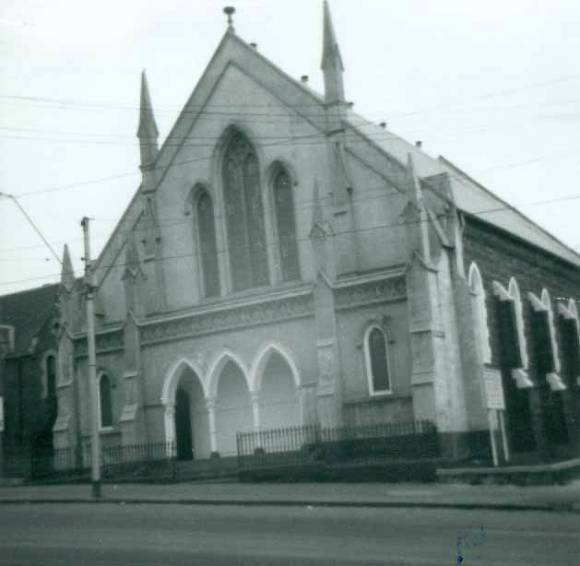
[456, 525, 487, 563]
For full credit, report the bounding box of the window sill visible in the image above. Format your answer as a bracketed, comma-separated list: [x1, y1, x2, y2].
[99, 427, 117, 435]
[344, 392, 411, 406]
[369, 390, 393, 397]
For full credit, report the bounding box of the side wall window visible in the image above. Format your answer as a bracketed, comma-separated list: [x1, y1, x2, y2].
[43, 354, 57, 400]
[493, 278, 533, 388]
[99, 373, 113, 429]
[364, 326, 392, 394]
[528, 289, 565, 390]
[558, 299, 580, 389]
[272, 166, 300, 282]
[467, 262, 492, 364]
[196, 190, 220, 298]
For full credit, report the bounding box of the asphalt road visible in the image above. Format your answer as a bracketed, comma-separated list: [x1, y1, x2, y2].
[0, 503, 577, 565]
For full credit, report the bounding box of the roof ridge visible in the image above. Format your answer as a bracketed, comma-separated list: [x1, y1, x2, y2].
[440, 156, 580, 266]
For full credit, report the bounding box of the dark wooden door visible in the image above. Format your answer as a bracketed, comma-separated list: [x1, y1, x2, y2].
[175, 387, 193, 460]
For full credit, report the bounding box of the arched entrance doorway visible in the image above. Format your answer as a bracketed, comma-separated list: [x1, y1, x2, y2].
[215, 360, 252, 456]
[164, 363, 209, 460]
[175, 386, 193, 460]
[259, 352, 300, 431]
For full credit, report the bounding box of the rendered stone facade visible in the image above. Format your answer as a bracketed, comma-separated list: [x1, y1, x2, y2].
[52, 3, 580, 464]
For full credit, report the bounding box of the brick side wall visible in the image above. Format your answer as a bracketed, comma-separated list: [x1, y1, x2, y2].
[463, 216, 579, 368]
[463, 215, 580, 459]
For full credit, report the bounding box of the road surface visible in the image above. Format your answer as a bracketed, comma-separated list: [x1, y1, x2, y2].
[0, 503, 577, 565]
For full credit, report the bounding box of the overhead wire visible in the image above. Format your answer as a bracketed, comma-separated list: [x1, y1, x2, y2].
[2, 69, 580, 115]
[0, 192, 63, 266]
[2, 187, 580, 293]
[2, 71, 580, 289]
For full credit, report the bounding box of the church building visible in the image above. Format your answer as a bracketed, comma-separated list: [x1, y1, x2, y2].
[52, 3, 580, 466]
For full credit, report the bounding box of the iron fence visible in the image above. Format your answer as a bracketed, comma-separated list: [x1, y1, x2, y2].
[236, 420, 439, 471]
[2, 441, 176, 481]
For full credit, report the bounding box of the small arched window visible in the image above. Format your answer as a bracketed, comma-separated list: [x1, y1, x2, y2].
[364, 326, 392, 395]
[196, 190, 220, 297]
[272, 167, 300, 282]
[46, 355, 56, 400]
[98, 373, 113, 429]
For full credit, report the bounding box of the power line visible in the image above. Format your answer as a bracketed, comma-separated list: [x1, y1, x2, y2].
[0, 192, 63, 266]
[2, 70, 580, 116]
[5, 123, 580, 201]
[3, 191, 579, 290]
[1, 171, 580, 258]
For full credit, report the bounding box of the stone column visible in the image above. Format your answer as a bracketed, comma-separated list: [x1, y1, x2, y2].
[205, 397, 218, 457]
[163, 402, 175, 457]
[297, 386, 306, 426]
[250, 392, 261, 433]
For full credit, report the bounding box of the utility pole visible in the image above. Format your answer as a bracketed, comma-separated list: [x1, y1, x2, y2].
[81, 217, 101, 499]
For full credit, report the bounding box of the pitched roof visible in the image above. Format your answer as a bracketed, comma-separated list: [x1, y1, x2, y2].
[94, 26, 580, 279]
[0, 283, 60, 356]
[345, 111, 580, 268]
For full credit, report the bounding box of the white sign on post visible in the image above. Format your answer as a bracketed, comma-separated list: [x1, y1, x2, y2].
[483, 368, 505, 410]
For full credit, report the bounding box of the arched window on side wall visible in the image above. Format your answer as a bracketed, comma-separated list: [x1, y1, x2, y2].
[43, 354, 57, 400]
[196, 190, 220, 297]
[222, 130, 269, 291]
[558, 299, 580, 389]
[44, 354, 57, 424]
[364, 326, 392, 395]
[467, 262, 492, 365]
[272, 166, 300, 282]
[99, 373, 113, 429]
[528, 289, 566, 391]
[492, 278, 533, 388]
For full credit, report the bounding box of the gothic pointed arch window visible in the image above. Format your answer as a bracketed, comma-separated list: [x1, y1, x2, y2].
[41, 352, 57, 400]
[492, 277, 533, 388]
[364, 325, 392, 395]
[195, 189, 220, 298]
[98, 373, 113, 429]
[222, 130, 269, 291]
[272, 165, 300, 282]
[558, 299, 580, 389]
[468, 262, 492, 364]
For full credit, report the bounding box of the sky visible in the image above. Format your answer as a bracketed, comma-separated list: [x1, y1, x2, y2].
[1, 0, 580, 295]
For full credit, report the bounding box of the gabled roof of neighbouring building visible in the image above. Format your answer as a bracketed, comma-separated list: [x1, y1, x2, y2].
[0, 283, 60, 356]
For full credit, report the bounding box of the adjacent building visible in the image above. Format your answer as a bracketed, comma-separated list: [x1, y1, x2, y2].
[0, 283, 61, 474]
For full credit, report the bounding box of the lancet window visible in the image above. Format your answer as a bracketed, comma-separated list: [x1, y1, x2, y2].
[272, 166, 300, 282]
[99, 373, 113, 429]
[195, 189, 220, 297]
[222, 131, 269, 291]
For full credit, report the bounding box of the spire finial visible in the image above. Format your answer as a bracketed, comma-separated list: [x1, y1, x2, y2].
[137, 70, 159, 172]
[321, 1, 343, 71]
[321, 1, 345, 105]
[223, 6, 236, 31]
[137, 70, 158, 140]
[61, 244, 75, 292]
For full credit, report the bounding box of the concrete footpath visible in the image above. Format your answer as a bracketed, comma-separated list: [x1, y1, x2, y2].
[1, 481, 580, 512]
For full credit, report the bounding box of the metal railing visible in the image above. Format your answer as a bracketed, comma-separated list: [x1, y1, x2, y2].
[2, 441, 176, 481]
[236, 420, 439, 471]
